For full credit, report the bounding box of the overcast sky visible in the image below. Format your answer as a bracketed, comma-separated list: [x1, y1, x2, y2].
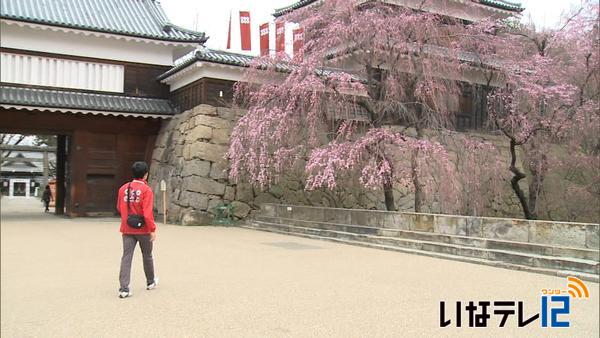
[161, 0, 583, 53]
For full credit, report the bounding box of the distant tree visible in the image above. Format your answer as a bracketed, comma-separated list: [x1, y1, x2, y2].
[0, 133, 26, 158]
[34, 135, 57, 148]
[469, 1, 599, 219]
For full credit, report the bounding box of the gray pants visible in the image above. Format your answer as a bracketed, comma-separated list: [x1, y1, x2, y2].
[119, 234, 155, 289]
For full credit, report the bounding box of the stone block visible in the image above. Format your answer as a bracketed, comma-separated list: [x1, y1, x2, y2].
[167, 204, 183, 223]
[173, 144, 184, 159]
[188, 125, 213, 141]
[231, 201, 252, 218]
[170, 188, 182, 203]
[281, 179, 302, 191]
[412, 214, 434, 232]
[183, 144, 192, 160]
[529, 221, 587, 248]
[275, 205, 295, 219]
[155, 131, 170, 147]
[482, 219, 529, 242]
[268, 185, 284, 199]
[176, 190, 190, 207]
[282, 189, 307, 205]
[181, 160, 211, 177]
[341, 194, 359, 209]
[350, 210, 384, 227]
[180, 191, 209, 210]
[212, 128, 231, 145]
[184, 176, 226, 196]
[323, 208, 351, 224]
[305, 191, 328, 206]
[383, 212, 411, 230]
[434, 215, 467, 235]
[235, 183, 254, 202]
[209, 163, 228, 180]
[488, 251, 534, 267]
[261, 204, 276, 217]
[193, 104, 218, 116]
[586, 224, 599, 249]
[152, 147, 165, 161]
[181, 210, 212, 226]
[379, 229, 400, 237]
[254, 192, 279, 206]
[207, 198, 224, 213]
[455, 247, 488, 259]
[466, 218, 483, 237]
[189, 142, 228, 164]
[486, 240, 551, 255]
[552, 247, 599, 261]
[194, 115, 232, 130]
[224, 186, 235, 201]
[217, 107, 237, 121]
[292, 206, 324, 222]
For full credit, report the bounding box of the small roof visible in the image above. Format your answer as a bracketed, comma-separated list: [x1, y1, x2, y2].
[273, 0, 320, 17]
[478, 0, 524, 12]
[0, 85, 178, 117]
[158, 49, 256, 81]
[1, 152, 56, 173]
[0, 0, 207, 43]
[273, 0, 524, 17]
[158, 48, 359, 83]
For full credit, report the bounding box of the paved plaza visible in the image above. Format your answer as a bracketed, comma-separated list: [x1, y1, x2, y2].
[1, 198, 598, 337]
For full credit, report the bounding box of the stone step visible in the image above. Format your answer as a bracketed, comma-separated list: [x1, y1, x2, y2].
[255, 215, 599, 261]
[246, 221, 600, 281]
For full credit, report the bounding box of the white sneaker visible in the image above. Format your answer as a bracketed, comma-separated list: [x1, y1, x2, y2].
[118, 288, 132, 298]
[146, 278, 159, 290]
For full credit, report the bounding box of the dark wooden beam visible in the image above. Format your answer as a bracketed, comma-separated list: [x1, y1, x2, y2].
[0, 145, 56, 152]
[55, 135, 66, 215]
[1, 157, 44, 162]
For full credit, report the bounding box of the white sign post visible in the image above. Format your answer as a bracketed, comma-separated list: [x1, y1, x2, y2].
[160, 180, 167, 225]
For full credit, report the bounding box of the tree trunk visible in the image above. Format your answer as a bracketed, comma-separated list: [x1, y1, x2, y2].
[383, 179, 397, 211]
[508, 139, 533, 219]
[412, 124, 425, 212]
[527, 152, 547, 220]
[411, 147, 424, 212]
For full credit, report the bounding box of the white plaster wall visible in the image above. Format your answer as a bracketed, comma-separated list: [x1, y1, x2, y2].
[166, 63, 245, 91]
[0, 21, 196, 66]
[1, 52, 124, 92]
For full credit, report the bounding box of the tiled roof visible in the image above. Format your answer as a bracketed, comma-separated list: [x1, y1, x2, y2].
[0, 85, 178, 116]
[158, 49, 257, 80]
[0, 0, 207, 43]
[478, 0, 524, 12]
[273, 0, 320, 17]
[273, 0, 524, 16]
[158, 48, 358, 82]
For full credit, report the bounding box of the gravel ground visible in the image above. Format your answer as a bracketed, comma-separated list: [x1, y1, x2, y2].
[1, 197, 598, 338]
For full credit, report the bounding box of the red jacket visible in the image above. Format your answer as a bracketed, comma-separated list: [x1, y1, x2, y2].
[116, 179, 156, 234]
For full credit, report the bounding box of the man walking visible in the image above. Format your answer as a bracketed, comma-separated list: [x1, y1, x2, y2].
[41, 185, 53, 212]
[116, 161, 158, 298]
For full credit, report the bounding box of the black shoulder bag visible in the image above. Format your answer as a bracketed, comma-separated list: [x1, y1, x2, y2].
[126, 182, 145, 229]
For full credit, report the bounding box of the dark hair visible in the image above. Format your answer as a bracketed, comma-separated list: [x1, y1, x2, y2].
[132, 161, 149, 179]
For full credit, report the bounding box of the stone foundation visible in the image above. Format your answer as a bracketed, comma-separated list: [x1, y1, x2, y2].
[149, 103, 599, 224]
[260, 203, 600, 249]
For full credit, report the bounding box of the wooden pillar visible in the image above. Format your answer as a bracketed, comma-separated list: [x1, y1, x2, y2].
[55, 135, 66, 215]
[42, 150, 49, 188]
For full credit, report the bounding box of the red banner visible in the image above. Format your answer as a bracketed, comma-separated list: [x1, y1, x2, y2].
[275, 21, 285, 54]
[259, 23, 270, 56]
[239, 11, 251, 51]
[293, 27, 304, 57]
